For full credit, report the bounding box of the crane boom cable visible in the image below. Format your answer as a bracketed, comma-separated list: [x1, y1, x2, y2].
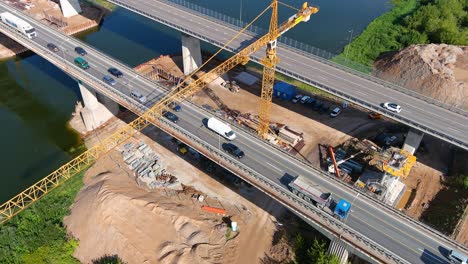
[0, 2, 318, 224]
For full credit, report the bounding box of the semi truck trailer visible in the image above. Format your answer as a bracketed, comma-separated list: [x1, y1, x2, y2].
[0, 12, 36, 39]
[288, 175, 332, 208]
[288, 175, 352, 220]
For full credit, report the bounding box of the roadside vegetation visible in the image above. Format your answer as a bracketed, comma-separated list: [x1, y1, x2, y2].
[84, 0, 116, 11]
[0, 169, 88, 264]
[337, 0, 468, 66]
[289, 234, 340, 264]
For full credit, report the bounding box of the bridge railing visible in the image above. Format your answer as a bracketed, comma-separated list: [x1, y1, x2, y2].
[154, 114, 410, 264]
[106, 0, 468, 246]
[3, 0, 467, 256]
[158, 0, 467, 117]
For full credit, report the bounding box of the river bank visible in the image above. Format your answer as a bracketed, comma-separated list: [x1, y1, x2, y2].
[338, 0, 467, 66]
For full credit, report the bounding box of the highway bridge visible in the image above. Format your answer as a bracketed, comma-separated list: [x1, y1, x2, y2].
[108, 0, 468, 151]
[0, 2, 466, 264]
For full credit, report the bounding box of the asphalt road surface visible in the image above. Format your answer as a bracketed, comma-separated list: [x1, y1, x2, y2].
[109, 0, 468, 150]
[0, 2, 466, 263]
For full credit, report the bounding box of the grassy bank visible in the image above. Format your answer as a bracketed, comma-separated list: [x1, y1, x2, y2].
[338, 0, 468, 67]
[0, 168, 89, 264]
[84, 0, 116, 11]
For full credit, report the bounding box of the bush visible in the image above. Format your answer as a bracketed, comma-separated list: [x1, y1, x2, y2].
[0, 169, 88, 264]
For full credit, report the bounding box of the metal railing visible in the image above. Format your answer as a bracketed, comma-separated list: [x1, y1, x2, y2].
[107, 0, 468, 149]
[2, 1, 466, 260]
[154, 113, 409, 264]
[156, 0, 467, 116]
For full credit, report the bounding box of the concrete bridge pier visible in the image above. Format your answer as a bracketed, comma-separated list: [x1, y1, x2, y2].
[403, 129, 424, 155]
[181, 33, 202, 75]
[78, 81, 118, 131]
[328, 239, 349, 264]
[59, 0, 82, 18]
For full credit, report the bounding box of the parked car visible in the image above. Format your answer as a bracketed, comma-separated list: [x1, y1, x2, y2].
[330, 107, 341, 117]
[130, 90, 147, 103]
[169, 102, 181, 112]
[102, 75, 116, 86]
[306, 97, 316, 105]
[300, 95, 310, 104]
[292, 94, 303, 103]
[163, 111, 179, 123]
[74, 57, 90, 70]
[47, 43, 59, 52]
[368, 112, 382, 119]
[108, 67, 123, 78]
[313, 101, 323, 111]
[383, 102, 402, 113]
[222, 143, 245, 159]
[319, 104, 330, 114]
[74, 46, 87, 56]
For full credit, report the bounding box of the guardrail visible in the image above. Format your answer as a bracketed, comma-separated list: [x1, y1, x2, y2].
[152, 113, 409, 264]
[151, 0, 467, 117]
[106, 0, 468, 150]
[2, 0, 467, 259]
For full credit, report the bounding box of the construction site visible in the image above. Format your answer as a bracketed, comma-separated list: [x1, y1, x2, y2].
[0, 0, 466, 263]
[0, 0, 105, 59]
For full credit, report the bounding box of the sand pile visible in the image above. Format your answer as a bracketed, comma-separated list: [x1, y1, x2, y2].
[373, 44, 467, 109]
[64, 160, 236, 264]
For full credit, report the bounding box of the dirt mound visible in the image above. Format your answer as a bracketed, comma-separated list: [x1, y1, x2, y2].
[64, 158, 235, 264]
[373, 44, 467, 109]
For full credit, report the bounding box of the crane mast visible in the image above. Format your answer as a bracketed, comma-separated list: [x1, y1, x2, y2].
[0, 2, 318, 224]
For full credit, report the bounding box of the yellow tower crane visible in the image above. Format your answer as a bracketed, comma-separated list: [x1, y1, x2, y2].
[0, 1, 318, 224]
[258, 1, 317, 138]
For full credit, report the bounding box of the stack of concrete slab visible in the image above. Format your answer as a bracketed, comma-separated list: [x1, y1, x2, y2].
[120, 141, 181, 190]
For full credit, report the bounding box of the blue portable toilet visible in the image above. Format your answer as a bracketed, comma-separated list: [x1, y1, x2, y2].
[273, 81, 296, 100]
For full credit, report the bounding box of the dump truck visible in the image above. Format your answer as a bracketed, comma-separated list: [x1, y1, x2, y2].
[288, 175, 332, 208]
[333, 199, 352, 220]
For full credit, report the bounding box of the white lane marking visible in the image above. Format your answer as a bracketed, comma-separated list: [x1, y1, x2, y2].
[266, 162, 282, 172]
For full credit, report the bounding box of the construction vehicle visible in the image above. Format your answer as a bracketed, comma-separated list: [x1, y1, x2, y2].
[288, 175, 332, 208]
[221, 80, 240, 93]
[333, 199, 352, 220]
[0, 1, 319, 224]
[328, 147, 364, 175]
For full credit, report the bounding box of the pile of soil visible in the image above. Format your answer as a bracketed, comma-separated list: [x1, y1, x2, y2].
[373, 44, 467, 109]
[64, 154, 236, 264]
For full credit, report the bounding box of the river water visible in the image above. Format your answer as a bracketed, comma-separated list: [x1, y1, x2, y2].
[0, 1, 389, 203]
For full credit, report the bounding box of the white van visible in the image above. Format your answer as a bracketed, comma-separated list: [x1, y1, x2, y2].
[207, 117, 236, 140]
[130, 91, 147, 103]
[448, 249, 468, 264]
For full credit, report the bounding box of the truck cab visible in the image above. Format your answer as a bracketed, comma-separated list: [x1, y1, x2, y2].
[333, 199, 351, 220]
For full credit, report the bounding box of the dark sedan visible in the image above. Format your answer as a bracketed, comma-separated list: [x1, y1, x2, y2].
[47, 43, 59, 52]
[163, 111, 179, 123]
[108, 67, 123, 78]
[74, 46, 87, 56]
[222, 143, 245, 159]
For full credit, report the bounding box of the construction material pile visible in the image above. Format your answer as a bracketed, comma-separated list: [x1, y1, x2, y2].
[120, 141, 182, 190]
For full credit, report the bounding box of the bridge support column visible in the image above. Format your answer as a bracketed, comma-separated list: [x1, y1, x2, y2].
[403, 129, 424, 155]
[328, 239, 349, 264]
[78, 81, 118, 131]
[59, 0, 82, 18]
[181, 33, 202, 75]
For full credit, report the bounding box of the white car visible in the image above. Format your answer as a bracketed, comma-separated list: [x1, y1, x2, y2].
[292, 94, 303, 103]
[130, 91, 147, 103]
[330, 107, 341, 117]
[300, 95, 311, 104]
[383, 102, 402, 113]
